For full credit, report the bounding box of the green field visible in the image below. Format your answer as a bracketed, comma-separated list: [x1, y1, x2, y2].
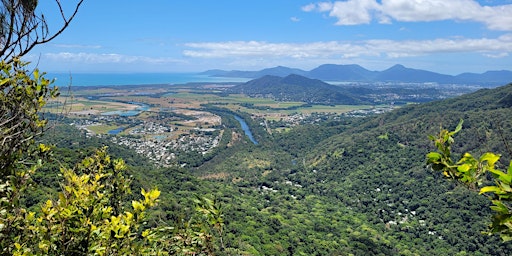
[52, 87, 384, 123]
[87, 124, 121, 134]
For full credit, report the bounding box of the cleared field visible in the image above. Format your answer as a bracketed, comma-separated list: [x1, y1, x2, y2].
[87, 125, 121, 134]
[292, 104, 375, 114]
[48, 87, 380, 127]
[45, 97, 138, 115]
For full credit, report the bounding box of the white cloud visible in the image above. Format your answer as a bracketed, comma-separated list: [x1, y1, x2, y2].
[330, 0, 379, 25]
[42, 52, 183, 64]
[183, 35, 512, 60]
[290, 17, 301, 22]
[484, 52, 509, 58]
[301, 3, 316, 12]
[302, 0, 512, 31]
[52, 44, 102, 49]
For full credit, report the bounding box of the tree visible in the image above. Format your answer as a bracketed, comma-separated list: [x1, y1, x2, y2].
[427, 120, 512, 242]
[1, 146, 221, 255]
[0, 1, 85, 252]
[0, 2, 223, 254]
[0, 0, 85, 62]
[0, 0, 84, 178]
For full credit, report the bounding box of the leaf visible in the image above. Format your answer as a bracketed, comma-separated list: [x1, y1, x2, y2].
[132, 200, 145, 212]
[449, 119, 463, 136]
[490, 200, 509, 214]
[148, 189, 160, 201]
[0, 77, 9, 86]
[501, 234, 512, 242]
[489, 169, 512, 184]
[480, 186, 501, 194]
[457, 164, 471, 173]
[426, 152, 442, 162]
[480, 152, 501, 167]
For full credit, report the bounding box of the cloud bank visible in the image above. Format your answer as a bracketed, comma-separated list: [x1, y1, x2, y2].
[42, 52, 183, 65]
[303, 0, 512, 30]
[183, 35, 512, 59]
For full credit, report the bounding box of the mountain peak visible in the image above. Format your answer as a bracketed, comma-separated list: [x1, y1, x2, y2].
[202, 64, 512, 85]
[388, 64, 406, 70]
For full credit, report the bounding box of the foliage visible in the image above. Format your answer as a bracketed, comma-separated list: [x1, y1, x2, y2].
[0, 60, 58, 255]
[1, 146, 223, 255]
[427, 120, 512, 242]
[0, 60, 58, 176]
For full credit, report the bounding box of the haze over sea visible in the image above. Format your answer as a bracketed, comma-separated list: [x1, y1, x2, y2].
[47, 73, 249, 87]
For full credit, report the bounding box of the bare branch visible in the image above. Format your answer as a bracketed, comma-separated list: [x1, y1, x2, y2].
[0, 0, 85, 62]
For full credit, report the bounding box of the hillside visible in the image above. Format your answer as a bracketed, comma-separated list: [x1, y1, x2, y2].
[194, 83, 512, 255]
[228, 74, 366, 105]
[38, 83, 512, 255]
[202, 64, 512, 85]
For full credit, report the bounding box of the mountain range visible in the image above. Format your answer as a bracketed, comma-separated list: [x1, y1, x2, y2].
[202, 64, 512, 85]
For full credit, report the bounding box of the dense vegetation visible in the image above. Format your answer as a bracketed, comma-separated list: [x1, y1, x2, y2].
[6, 77, 511, 255]
[193, 83, 512, 254]
[38, 83, 512, 254]
[4, 1, 512, 254]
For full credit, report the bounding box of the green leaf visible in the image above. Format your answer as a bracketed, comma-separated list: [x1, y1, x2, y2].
[132, 200, 145, 212]
[489, 169, 512, 184]
[448, 119, 463, 136]
[480, 152, 501, 167]
[500, 234, 512, 242]
[0, 77, 10, 86]
[490, 200, 509, 214]
[426, 152, 442, 161]
[480, 186, 501, 194]
[457, 164, 471, 173]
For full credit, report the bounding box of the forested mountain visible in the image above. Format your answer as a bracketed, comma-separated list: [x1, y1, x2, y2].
[193, 83, 512, 255]
[202, 64, 512, 85]
[228, 74, 366, 104]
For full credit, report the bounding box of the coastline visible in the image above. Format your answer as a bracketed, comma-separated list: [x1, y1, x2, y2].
[46, 72, 249, 87]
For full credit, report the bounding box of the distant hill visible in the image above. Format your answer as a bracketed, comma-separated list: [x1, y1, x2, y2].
[456, 70, 512, 85]
[308, 64, 377, 81]
[227, 74, 365, 105]
[374, 64, 456, 83]
[201, 64, 512, 85]
[201, 66, 308, 79]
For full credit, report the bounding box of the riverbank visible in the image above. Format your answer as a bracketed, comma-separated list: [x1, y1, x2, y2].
[234, 115, 258, 145]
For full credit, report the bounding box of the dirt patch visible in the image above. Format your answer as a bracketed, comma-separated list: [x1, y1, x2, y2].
[199, 172, 230, 180]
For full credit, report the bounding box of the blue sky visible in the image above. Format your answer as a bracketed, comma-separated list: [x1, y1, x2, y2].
[27, 0, 512, 75]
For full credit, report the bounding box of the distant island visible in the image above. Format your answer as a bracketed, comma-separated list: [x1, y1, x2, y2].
[201, 64, 512, 86]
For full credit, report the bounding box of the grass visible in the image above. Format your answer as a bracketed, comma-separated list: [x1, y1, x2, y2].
[87, 125, 121, 134]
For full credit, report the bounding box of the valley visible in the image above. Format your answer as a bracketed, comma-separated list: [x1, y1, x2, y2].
[40, 77, 512, 255]
[47, 76, 482, 163]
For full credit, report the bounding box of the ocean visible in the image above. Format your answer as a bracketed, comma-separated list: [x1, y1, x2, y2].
[45, 72, 249, 87]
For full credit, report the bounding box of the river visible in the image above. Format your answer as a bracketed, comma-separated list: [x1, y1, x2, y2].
[233, 115, 258, 145]
[101, 102, 150, 117]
